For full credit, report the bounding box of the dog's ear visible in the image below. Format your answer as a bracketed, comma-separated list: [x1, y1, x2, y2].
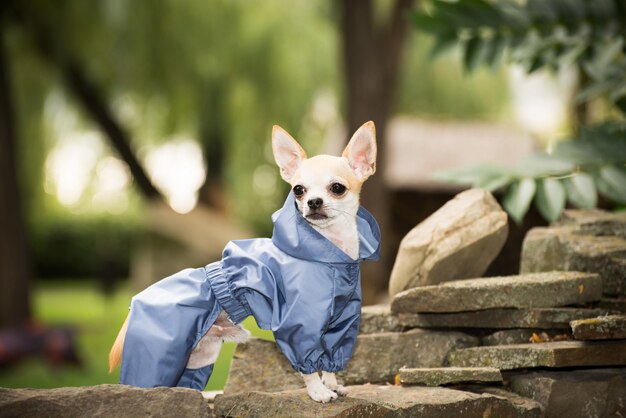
[272, 125, 307, 182]
[343, 121, 377, 181]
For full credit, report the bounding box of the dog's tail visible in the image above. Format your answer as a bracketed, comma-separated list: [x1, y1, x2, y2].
[108, 314, 129, 373]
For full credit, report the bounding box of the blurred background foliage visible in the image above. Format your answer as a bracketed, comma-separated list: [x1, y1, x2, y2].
[418, 0, 626, 222]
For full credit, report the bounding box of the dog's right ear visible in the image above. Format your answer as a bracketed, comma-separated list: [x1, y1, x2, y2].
[272, 125, 307, 182]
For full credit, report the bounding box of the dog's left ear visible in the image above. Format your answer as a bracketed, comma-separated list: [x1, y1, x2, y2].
[342, 121, 377, 181]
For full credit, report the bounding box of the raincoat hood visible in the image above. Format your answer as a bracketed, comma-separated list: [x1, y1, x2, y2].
[271, 193, 381, 263]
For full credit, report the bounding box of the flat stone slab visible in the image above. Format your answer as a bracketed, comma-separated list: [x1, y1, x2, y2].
[0, 384, 210, 418]
[225, 330, 478, 393]
[482, 329, 571, 346]
[521, 227, 626, 296]
[399, 367, 502, 386]
[448, 340, 626, 370]
[510, 368, 626, 417]
[557, 208, 626, 238]
[360, 304, 403, 334]
[214, 384, 542, 417]
[389, 188, 508, 296]
[570, 315, 626, 340]
[391, 272, 602, 314]
[598, 297, 626, 312]
[397, 307, 612, 329]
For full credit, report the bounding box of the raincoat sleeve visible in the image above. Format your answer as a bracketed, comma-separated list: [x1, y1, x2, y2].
[120, 267, 223, 389]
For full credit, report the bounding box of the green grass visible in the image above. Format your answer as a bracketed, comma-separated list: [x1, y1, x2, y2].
[0, 280, 273, 390]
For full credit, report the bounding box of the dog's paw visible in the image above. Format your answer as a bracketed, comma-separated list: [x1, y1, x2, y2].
[333, 385, 348, 397]
[307, 385, 338, 403]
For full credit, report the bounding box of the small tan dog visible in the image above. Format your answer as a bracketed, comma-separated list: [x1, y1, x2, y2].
[110, 121, 379, 403]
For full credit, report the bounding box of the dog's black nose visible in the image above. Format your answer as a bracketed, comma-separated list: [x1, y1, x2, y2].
[307, 198, 323, 209]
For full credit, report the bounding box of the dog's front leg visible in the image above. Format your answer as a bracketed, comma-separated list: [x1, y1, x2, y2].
[321, 371, 348, 396]
[302, 372, 338, 403]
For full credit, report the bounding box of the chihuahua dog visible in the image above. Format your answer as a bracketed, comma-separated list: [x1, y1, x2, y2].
[110, 121, 378, 403]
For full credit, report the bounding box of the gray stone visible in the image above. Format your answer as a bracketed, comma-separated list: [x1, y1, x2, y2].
[360, 304, 403, 334]
[557, 208, 626, 238]
[399, 367, 502, 386]
[458, 386, 545, 417]
[391, 272, 602, 314]
[571, 315, 626, 340]
[397, 307, 613, 329]
[225, 331, 479, 393]
[224, 338, 302, 394]
[520, 227, 626, 296]
[598, 297, 626, 312]
[339, 329, 479, 385]
[510, 368, 626, 418]
[214, 384, 542, 418]
[482, 329, 572, 346]
[389, 188, 508, 296]
[0, 384, 209, 418]
[448, 340, 626, 370]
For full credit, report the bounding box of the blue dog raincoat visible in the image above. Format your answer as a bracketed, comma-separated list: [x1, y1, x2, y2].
[120, 193, 380, 389]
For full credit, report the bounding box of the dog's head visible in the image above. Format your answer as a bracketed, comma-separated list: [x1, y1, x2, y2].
[272, 121, 377, 227]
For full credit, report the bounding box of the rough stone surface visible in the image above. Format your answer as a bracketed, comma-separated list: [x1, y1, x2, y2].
[481, 329, 571, 346]
[557, 208, 626, 239]
[360, 304, 403, 334]
[389, 188, 508, 296]
[510, 368, 626, 418]
[598, 297, 626, 312]
[391, 272, 602, 314]
[0, 384, 209, 418]
[448, 340, 626, 370]
[520, 227, 626, 296]
[225, 331, 478, 393]
[339, 329, 479, 385]
[214, 384, 542, 418]
[224, 338, 303, 394]
[570, 315, 626, 340]
[397, 307, 613, 329]
[399, 367, 502, 386]
[458, 386, 545, 417]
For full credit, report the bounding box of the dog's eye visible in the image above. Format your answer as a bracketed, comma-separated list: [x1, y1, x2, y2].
[330, 183, 346, 195]
[293, 185, 305, 197]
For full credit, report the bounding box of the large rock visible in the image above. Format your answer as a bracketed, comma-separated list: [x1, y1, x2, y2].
[0, 385, 209, 418]
[397, 307, 612, 329]
[448, 340, 626, 370]
[214, 384, 542, 418]
[399, 367, 502, 386]
[570, 314, 626, 340]
[225, 331, 478, 393]
[557, 208, 626, 239]
[388, 188, 508, 296]
[391, 272, 602, 314]
[510, 368, 626, 418]
[360, 304, 403, 334]
[521, 227, 626, 296]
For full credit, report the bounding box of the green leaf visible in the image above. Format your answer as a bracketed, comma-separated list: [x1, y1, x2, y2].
[596, 165, 626, 204]
[476, 175, 514, 192]
[535, 178, 566, 222]
[503, 178, 536, 224]
[464, 37, 483, 72]
[516, 153, 575, 177]
[564, 173, 597, 208]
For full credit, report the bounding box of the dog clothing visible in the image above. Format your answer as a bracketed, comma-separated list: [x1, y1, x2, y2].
[120, 193, 380, 389]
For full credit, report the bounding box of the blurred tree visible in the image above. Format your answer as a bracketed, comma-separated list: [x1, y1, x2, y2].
[340, 0, 414, 302]
[414, 0, 626, 223]
[0, 19, 32, 327]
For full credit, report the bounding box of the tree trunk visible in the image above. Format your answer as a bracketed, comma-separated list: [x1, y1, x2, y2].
[341, 0, 413, 304]
[0, 29, 32, 328]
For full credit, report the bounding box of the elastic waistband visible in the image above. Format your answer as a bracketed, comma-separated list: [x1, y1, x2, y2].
[204, 262, 251, 324]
